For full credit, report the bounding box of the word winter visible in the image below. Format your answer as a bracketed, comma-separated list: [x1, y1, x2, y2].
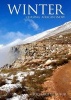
[7, 4, 64, 15]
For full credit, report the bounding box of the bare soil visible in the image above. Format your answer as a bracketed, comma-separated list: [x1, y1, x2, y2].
[43, 61, 71, 100]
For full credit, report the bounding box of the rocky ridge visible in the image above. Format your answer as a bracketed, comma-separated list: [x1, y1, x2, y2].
[5, 32, 71, 69]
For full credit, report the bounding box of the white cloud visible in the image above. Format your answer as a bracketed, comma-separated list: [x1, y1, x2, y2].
[0, 45, 4, 49]
[2, 31, 30, 40]
[0, 31, 31, 44]
[25, 19, 39, 31]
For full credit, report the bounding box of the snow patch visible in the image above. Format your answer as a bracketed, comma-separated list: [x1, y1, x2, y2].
[7, 94, 28, 100]
[0, 83, 21, 92]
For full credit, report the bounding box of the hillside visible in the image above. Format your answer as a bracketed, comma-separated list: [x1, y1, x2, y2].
[0, 21, 71, 100]
[7, 32, 71, 69]
[0, 21, 71, 67]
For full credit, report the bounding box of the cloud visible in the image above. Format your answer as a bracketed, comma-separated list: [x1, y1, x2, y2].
[0, 31, 31, 44]
[25, 19, 39, 31]
[2, 31, 30, 40]
[0, 45, 4, 49]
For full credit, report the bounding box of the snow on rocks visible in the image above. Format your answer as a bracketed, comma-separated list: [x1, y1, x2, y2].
[16, 71, 34, 82]
[0, 73, 9, 77]
[0, 83, 21, 92]
[29, 71, 35, 76]
[36, 67, 45, 71]
[16, 72, 27, 82]
[46, 65, 53, 69]
[7, 94, 29, 100]
[5, 79, 12, 84]
[8, 75, 14, 80]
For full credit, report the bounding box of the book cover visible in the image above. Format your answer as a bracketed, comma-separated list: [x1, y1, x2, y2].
[0, 0, 71, 100]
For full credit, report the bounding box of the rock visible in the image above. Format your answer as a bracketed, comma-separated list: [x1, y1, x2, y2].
[44, 59, 57, 66]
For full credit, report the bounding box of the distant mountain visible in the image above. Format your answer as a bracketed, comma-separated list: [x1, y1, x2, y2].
[0, 21, 71, 67]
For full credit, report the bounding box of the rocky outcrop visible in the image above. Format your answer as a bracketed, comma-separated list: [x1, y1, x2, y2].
[1, 33, 71, 69]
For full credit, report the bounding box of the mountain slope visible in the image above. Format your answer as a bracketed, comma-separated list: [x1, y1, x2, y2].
[0, 21, 71, 67]
[22, 21, 71, 43]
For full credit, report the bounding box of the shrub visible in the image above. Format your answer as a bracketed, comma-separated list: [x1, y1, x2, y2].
[0, 77, 6, 86]
[12, 76, 19, 84]
[0, 90, 7, 100]
[29, 93, 50, 100]
[67, 54, 71, 60]
[56, 59, 68, 66]
[0, 90, 7, 96]
[6, 93, 13, 98]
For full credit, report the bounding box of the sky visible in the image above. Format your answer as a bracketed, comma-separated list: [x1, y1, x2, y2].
[0, 0, 71, 45]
